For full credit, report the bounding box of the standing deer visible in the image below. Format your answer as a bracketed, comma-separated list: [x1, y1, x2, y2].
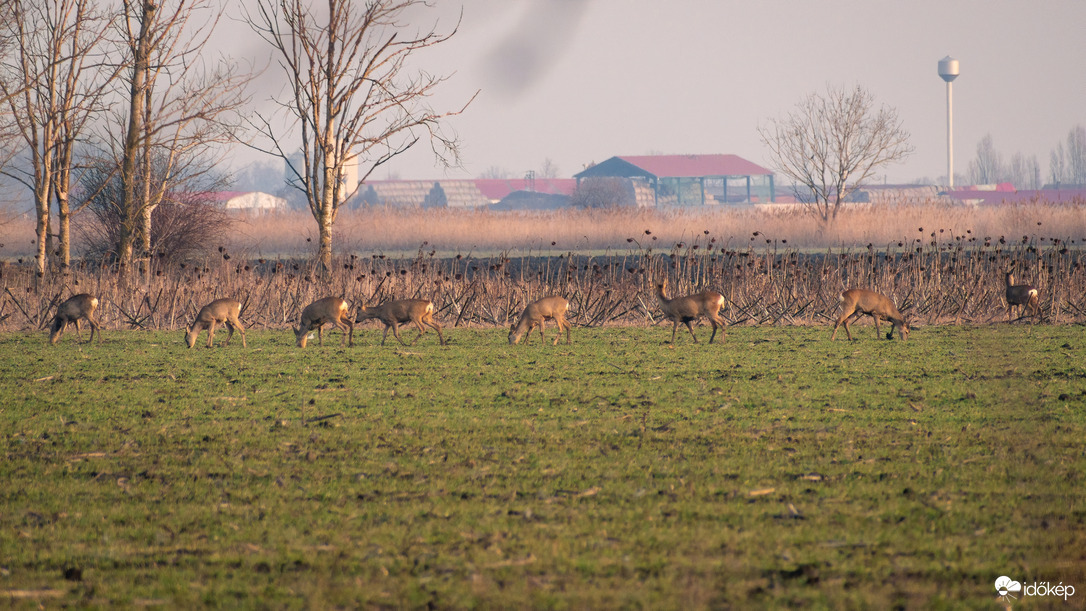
[185, 298, 247, 349]
[655, 282, 726, 344]
[49, 294, 102, 345]
[295, 297, 354, 348]
[355, 298, 445, 346]
[831, 289, 909, 341]
[1004, 271, 1040, 321]
[509, 295, 571, 345]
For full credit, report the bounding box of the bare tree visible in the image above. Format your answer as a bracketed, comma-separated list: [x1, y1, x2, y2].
[110, 0, 249, 268]
[1008, 152, 1040, 190]
[1050, 142, 1066, 186]
[571, 177, 633, 209]
[479, 166, 511, 179]
[538, 158, 560, 179]
[968, 133, 1006, 185]
[758, 84, 913, 224]
[0, 0, 117, 273]
[75, 151, 231, 263]
[246, 0, 474, 270]
[1066, 125, 1086, 185]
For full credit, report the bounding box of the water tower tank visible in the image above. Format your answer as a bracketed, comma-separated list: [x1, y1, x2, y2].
[938, 56, 959, 82]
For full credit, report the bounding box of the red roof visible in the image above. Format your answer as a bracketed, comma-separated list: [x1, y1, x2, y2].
[616, 154, 772, 178]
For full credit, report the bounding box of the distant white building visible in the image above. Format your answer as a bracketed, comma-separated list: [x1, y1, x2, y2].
[210, 191, 288, 213]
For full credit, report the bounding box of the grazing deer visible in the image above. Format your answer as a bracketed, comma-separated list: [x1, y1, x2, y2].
[355, 298, 445, 346]
[50, 293, 102, 345]
[1004, 271, 1040, 321]
[185, 298, 246, 349]
[509, 295, 571, 345]
[831, 289, 909, 341]
[295, 297, 354, 348]
[655, 282, 726, 344]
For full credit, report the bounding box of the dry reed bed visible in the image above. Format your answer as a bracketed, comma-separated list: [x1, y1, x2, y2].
[230, 200, 1086, 254]
[5, 198, 1086, 258]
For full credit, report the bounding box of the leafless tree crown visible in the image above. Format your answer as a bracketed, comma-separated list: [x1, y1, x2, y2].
[759, 84, 913, 223]
[245, 0, 474, 269]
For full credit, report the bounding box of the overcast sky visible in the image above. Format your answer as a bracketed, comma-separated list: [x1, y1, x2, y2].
[226, 0, 1086, 185]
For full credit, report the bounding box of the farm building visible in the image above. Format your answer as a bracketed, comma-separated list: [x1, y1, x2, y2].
[354, 178, 575, 209]
[573, 154, 775, 207]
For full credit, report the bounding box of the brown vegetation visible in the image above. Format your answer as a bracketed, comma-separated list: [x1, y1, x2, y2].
[2, 201, 1086, 336]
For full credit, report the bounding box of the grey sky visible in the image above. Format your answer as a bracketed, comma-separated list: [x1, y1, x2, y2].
[227, 0, 1086, 184]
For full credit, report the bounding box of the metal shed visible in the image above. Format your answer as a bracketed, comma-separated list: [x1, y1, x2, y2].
[574, 154, 775, 206]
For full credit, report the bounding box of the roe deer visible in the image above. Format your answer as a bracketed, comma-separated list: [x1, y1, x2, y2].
[355, 299, 445, 346]
[831, 289, 909, 341]
[50, 293, 102, 345]
[185, 298, 246, 349]
[295, 297, 353, 348]
[509, 295, 571, 345]
[1005, 271, 1040, 321]
[655, 282, 726, 344]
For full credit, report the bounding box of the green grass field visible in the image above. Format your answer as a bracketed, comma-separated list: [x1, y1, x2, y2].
[1, 323, 1083, 609]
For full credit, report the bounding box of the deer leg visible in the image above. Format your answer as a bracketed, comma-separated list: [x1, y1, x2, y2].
[73, 319, 84, 341]
[559, 317, 571, 345]
[410, 318, 427, 344]
[427, 319, 446, 345]
[871, 315, 882, 339]
[206, 319, 219, 348]
[223, 321, 235, 347]
[317, 324, 324, 346]
[336, 319, 351, 347]
[390, 322, 408, 346]
[830, 317, 845, 340]
[537, 319, 546, 344]
[231, 315, 247, 348]
[831, 307, 855, 341]
[87, 315, 101, 343]
[669, 320, 679, 344]
[685, 320, 698, 343]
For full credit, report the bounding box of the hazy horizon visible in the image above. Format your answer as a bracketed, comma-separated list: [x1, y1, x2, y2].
[221, 0, 1086, 186]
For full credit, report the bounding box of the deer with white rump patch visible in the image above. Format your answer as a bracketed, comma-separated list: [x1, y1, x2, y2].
[509, 295, 571, 345]
[49, 293, 102, 345]
[295, 297, 354, 348]
[655, 281, 726, 344]
[185, 298, 247, 348]
[831, 289, 909, 341]
[355, 298, 445, 346]
[1004, 271, 1040, 321]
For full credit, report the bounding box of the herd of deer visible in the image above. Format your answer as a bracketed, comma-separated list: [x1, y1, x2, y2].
[45, 272, 1042, 347]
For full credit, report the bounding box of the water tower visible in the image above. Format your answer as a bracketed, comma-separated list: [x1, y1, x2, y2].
[938, 56, 960, 187]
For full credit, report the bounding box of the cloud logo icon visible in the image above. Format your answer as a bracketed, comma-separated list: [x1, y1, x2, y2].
[995, 576, 1022, 597]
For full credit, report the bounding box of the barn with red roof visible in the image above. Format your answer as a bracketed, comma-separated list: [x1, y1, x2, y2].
[574, 154, 775, 206]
